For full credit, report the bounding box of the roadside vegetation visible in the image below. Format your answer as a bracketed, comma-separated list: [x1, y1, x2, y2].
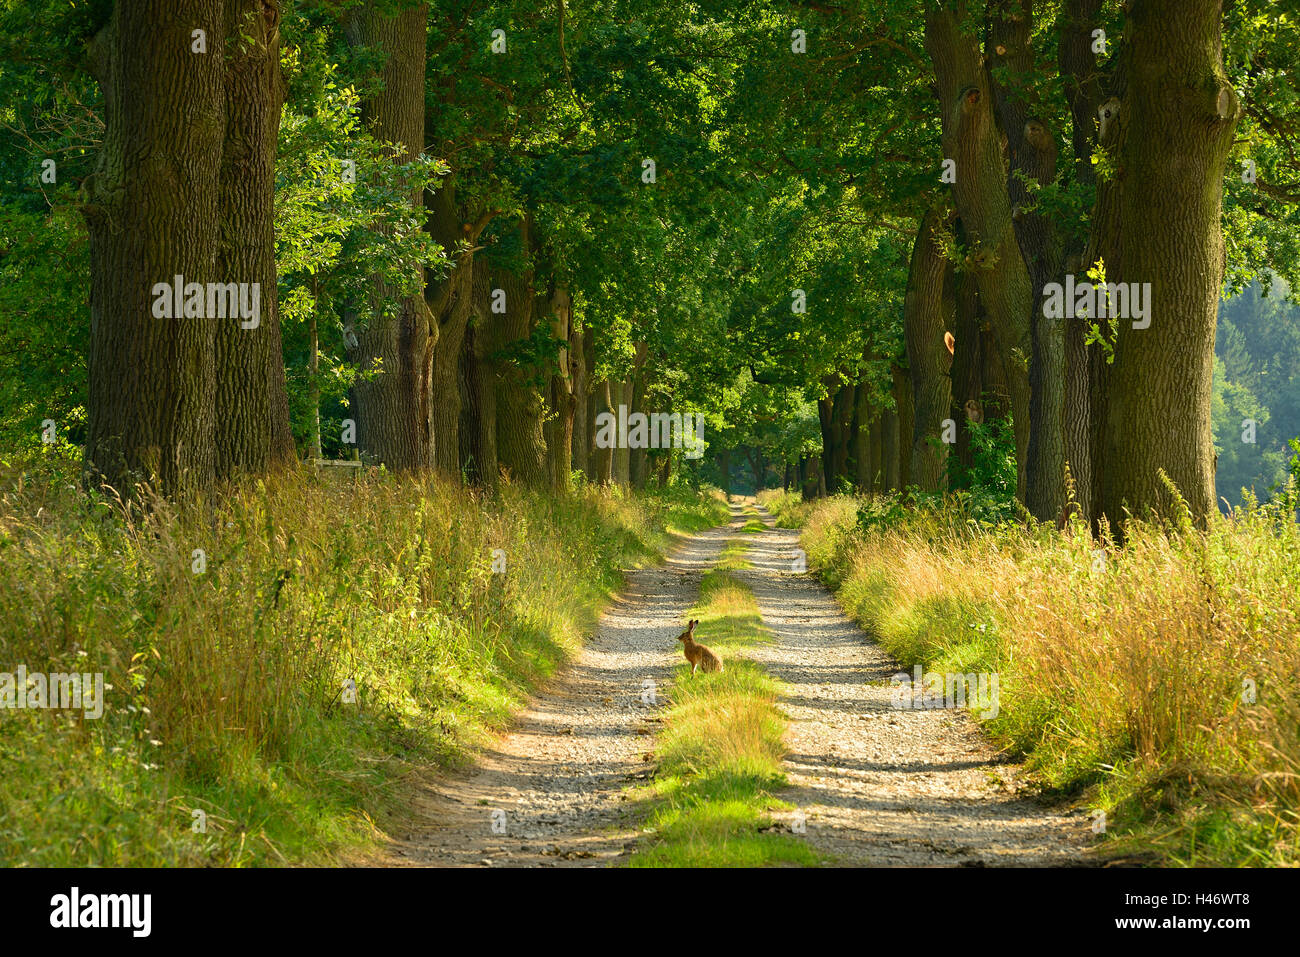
[0, 453, 727, 866]
[759, 467, 1300, 866]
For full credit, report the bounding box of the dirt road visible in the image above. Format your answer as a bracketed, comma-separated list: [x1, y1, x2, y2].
[382, 501, 1089, 867]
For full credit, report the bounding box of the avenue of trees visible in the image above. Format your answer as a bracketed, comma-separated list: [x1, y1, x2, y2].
[2, 0, 1298, 529]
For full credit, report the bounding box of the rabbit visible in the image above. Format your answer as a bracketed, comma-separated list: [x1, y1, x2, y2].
[675, 618, 723, 676]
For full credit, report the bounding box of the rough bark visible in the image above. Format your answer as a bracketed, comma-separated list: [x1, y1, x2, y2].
[462, 258, 496, 487]
[1057, 0, 1105, 519]
[628, 342, 650, 489]
[590, 377, 613, 484]
[882, 402, 900, 492]
[893, 363, 914, 490]
[818, 392, 835, 487]
[612, 379, 631, 486]
[852, 379, 872, 492]
[82, 1, 225, 495]
[837, 384, 855, 490]
[926, 5, 1034, 502]
[344, 3, 433, 471]
[950, 264, 984, 480]
[867, 413, 883, 494]
[1018, 122, 1066, 520]
[570, 321, 589, 477]
[904, 208, 956, 491]
[585, 327, 598, 478]
[214, 0, 293, 479]
[488, 225, 548, 487]
[819, 378, 855, 493]
[427, 184, 498, 477]
[988, 0, 1067, 519]
[1086, 0, 1239, 529]
[543, 285, 576, 490]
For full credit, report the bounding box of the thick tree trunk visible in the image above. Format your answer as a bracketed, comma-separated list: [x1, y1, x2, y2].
[988, 0, 1067, 520]
[427, 185, 496, 477]
[869, 414, 884, 494]
[570, 322, 589, 477]
[1057, 0, 1104, 520]
[214, 0, 293, 479]
[904, 209, 956, 491]
[950, 266, 983, 482]
[488, 227, 547, 487]
[798, 455, 819, 501]
[818, 392, 835, 487]
[463, 259, 497, 487]
[882, 404, 900, 492]
[926, 6, 1033, 502]
[543, 286, 576, 491]
[581, 328, 598, 479]
[836, 384, 855, 490]
[1087, 0, 1238, 529]
[612, 379, 631, 486]
[82, 1, 225, 495]
[628, 342, 650, 489]
[852, 380, 872, 492]
[344, 3, 433, 471]
[591, 378, 613, 484]
[819, 379, 855, 493]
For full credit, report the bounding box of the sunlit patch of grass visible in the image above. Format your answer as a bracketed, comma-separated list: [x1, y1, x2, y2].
[629, 540, 821, 868]
[756, 489, 815, 529]
[739, 503, 767, 534]
[792, 489, 1300, 866]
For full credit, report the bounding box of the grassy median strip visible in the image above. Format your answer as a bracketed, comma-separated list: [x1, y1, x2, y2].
[740, 504, 767, 534]
[629, 540, 820, 867]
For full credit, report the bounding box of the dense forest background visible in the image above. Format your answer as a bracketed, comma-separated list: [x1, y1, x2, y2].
[2, 0, 1297, 527]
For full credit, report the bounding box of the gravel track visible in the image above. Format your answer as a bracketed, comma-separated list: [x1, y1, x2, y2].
[380, 501, 1090, 867]
[737, 503, 1090, 866]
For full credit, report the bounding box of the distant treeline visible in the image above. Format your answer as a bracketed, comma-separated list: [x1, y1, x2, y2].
[1214, 282, 1300, 508]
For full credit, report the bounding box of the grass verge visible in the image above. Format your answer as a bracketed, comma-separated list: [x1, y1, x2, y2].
[628, 539, 821, 867]
[0, 455, 728, 866]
